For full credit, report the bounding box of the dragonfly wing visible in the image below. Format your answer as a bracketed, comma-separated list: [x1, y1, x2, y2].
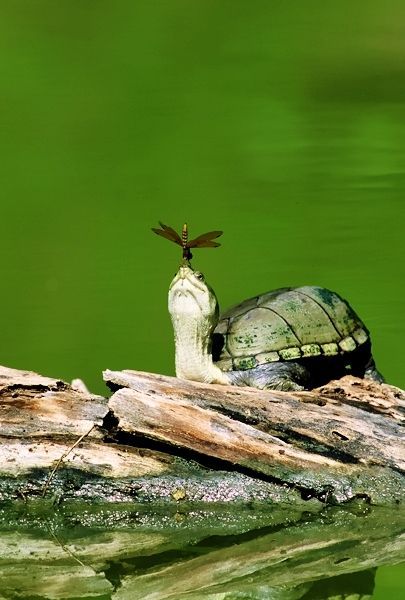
[187, 230, 223, 248]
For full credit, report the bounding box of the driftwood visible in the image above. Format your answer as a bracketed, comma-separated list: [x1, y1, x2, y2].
[0, 364, 404, 598]
[105, 369, 405, 504]
[0, 364, 404, 507]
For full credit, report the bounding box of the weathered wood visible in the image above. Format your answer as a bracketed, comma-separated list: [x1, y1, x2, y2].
[316, 376, 405, 423]
[0, 365, 108, 438]
[0, 364, 404, 597]
[0, 364, 404, 505]
[0, 366, 173, 480]
[104, 369, 405, 503]
[107, 385, 355, 483]
[104, 369, 404, 470]
[0, 366, 176, 496]
[0, 438, 173, 478]
[0, 366, 308, 506]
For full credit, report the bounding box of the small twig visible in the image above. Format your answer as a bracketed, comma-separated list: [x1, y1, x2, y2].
[42, 425, 95, 497]
[16, 488, 27, 503]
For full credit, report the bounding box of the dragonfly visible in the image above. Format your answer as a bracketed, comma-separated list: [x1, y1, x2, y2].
[152, 222, 223, 261]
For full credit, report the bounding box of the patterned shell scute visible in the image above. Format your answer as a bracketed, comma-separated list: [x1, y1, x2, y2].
[215, 286, 369, 371]
[259, 289, 341, 345]
[297, 286, 361, 338]
[227, 307, 300, 357]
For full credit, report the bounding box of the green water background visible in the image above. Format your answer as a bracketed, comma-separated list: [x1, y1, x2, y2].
[0, 1, 404, 596]
[0, 1, 403, 393]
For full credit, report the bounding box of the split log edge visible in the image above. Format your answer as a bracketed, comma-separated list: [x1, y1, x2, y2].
[0, 365, 404, 507]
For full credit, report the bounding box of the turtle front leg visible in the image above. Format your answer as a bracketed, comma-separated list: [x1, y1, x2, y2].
[228, 362, 310, 392]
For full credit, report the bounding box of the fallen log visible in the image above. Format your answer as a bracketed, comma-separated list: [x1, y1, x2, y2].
[0, 366, 310, 507]
[104, 369, 405, 504]
[0, 365, 404, 509]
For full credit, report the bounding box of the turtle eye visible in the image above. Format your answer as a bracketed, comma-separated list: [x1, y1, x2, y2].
[194, 271, 204, 281]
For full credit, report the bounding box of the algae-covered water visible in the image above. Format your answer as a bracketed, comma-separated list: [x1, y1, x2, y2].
[0, 1, 403, 597]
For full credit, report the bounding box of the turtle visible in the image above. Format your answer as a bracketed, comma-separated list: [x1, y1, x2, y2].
[152, 222, 383, 391]
[168, 264, 383, 391]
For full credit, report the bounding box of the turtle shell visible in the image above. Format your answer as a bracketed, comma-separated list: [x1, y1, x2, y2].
[213, 286, 370, 372]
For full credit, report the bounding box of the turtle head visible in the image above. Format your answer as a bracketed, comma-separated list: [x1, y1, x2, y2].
[168, 265, 219, 328]
[168, 264, 230, 384]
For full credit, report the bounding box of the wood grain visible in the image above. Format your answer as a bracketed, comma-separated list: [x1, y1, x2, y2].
[105, 370, 405, 473]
